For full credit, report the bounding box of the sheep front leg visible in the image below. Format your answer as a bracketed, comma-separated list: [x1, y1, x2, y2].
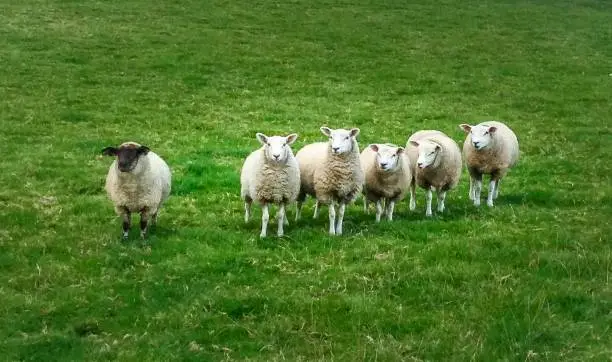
[117, 206, 131, 240]
[437, 190, 446, 213]
[260, 203, 269, 238]
[487, 177, 497, 207]
[493, 179, 500, 199]
[375, 200, 383, 222]
[277, 203, 286, 237]
[386, 199, 396, 221]
[363, 197, 369, 214]
[425, 188, 433, 217]
[327, 200, 336, 235]
[409, 180, 417, 211]
[140, 208, 152, 239]
[295, 192, 305, 221]
[336, 202, 346, 235]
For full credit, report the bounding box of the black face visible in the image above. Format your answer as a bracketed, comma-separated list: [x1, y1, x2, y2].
[102, 144, 150, 172]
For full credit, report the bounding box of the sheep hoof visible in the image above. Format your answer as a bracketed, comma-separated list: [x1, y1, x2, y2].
[425, 211, 433, 217]
[487, 201, 494, 207]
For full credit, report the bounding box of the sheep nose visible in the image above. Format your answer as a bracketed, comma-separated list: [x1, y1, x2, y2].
[380, 162, 388, 168]
[417, 162, 423, 168]
[332, 147, 340, 153]
[273, 154, 280, 160]
[473, 141, 480, 148]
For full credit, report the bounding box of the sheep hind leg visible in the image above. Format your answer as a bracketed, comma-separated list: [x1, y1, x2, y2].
[375, 200, 383, 222]
[409, 180, 417, 211]
[363, 196, 369, 214]
[386, 199, 396, 221]
[494, 179, 500, 199]
[244, 199, 252, 223]
[313, 200, 320, 219]
[295, 192, 305, 221]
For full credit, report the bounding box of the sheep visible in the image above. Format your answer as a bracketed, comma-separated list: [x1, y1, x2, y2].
[240, 133, 300, 238]
[360, 143, 411, 222]
[102, 142, 171, 240]
[295, 127, 364, 236]
[459, 121, 519, 207]
[406, 130, 462, 217]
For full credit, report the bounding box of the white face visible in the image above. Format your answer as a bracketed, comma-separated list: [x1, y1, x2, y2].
[410, 140, 441, 169]
[320, 127, 360, 154]
[369, 144, 403, 172]
[460, 124, 497, 150]
[256, 133, 298, 164]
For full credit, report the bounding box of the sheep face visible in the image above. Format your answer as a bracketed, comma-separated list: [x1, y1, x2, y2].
[256, 133, 298, 164]
[320, 127, 360, 155]
[102, 142, 150, 173]
[409, 140, 441, 169]
[370, 144, 404, 172]
[460, 124, 497, 150]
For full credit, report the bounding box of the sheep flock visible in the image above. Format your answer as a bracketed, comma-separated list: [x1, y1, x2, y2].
[101, 122, 519, 239]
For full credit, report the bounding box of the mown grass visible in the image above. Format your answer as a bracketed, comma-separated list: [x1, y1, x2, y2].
[0, 0, 611, 360]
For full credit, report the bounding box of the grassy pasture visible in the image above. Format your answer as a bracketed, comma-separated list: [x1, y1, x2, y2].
[0, 0, 611, 360]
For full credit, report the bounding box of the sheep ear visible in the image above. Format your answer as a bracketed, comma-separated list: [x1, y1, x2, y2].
[101, 147, 118, 156]
[285, 133, 298, 145]
[256, 133, 268, 145]
[409, 140, 419, 147]
[396, 147, 404, 155]
[350, 128, 360, 137]
[369, 144, 379, 152]
[138, 145, 150, 155]
[488, 126, 497, 134]
[320, 127, 332, 137]
[459, 124, 472, 133]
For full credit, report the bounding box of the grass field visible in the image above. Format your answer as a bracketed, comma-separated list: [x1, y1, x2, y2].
[1, 0, 611, 360]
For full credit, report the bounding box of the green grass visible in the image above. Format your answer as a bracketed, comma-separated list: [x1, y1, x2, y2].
[1, 0, 611, 360]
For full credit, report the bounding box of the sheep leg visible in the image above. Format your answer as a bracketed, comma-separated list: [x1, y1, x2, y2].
[244, 200, 252, 223]
[260, 203, 269, 238]
[386, 199, 396, 221]
[375, 200, 383, 222]
[425, 188, 433, 217]
[487, 177, 497, 207]
[468, 177, 474, 200]
[283, 208, 289, 225]
[336, 202, 346, 235]
[468, 170, 483, 207]
[139, 209, 151, 239]
[437, 190, 446, 213]
[118, 206, 131, 240]
[494, 179, 500, 199]
[277, 203, 286, 237]
[295, 192, 305, 221]
[409, 179, 416, 211]
[328, 200, 336, 236]
[363, 197, 369, 214]
[313, 200, 320, 219]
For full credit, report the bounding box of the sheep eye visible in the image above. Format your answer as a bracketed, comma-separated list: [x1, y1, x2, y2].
[345, 136, 349, 140]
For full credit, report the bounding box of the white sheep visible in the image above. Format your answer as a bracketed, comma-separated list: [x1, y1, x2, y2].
[360, 143, 411, 222]
[240, 133, 300, 238]
[102, 142, 171, 240]
[295, 127, 364, 236]
[407, 130, 462, 217]
[459, 121, 519, 207]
